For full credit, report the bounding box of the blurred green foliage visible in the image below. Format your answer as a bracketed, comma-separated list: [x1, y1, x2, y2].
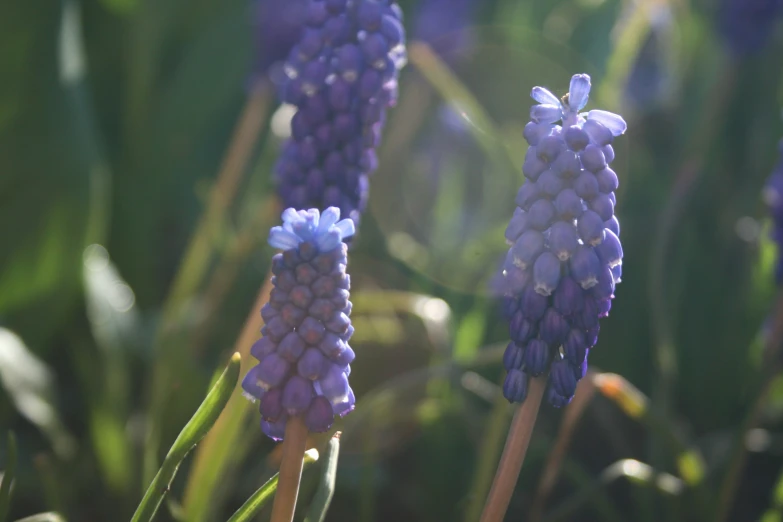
[1, 0, 783, 520]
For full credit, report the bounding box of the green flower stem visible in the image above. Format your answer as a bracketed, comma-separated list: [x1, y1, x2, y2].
[304, 433, 342, 522]
[226, 450, 320, 522]
[0, 432, 17, 522]
[270, 416, 310, 522]
[132, 353, 241, 522]
[479, 376, 547, 522]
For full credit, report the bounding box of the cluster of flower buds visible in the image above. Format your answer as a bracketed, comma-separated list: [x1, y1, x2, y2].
[243, 207, 356, 440]
[275, 0, 407, 225]
[501, 74, 627, 407]
[764, 140, 783, 282]
[252, 0, 307, 83]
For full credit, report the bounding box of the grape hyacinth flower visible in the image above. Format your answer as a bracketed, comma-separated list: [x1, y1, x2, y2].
[501, 74, 627, 408]
[764, 140, 783, 283]
[275, 0, 407, 225]
[242, 207, 356, 440]
[718, 0, 783, 56]
[252, 0, 308, 84]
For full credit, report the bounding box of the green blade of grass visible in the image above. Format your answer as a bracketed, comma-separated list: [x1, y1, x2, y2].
[131, 353, 242, 522]
[304, 433, 342, 522]
[226, 449, 319, 522]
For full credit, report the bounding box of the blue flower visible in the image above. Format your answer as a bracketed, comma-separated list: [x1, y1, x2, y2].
[252, 0, 308, 84]
[502, 74, 627, 407]
[274, 0, 407, 226]
[243, 207, 356, 440]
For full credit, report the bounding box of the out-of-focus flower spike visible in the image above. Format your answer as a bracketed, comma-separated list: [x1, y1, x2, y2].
[253, 0, 308, 84]
[274, 0, 408, 226]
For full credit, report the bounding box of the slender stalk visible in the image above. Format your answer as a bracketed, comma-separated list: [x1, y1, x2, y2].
[304, 432, 342, 522]
[714, 289, 783, 522]
[464, 379, 514, 522]
[271, 417, 310, 522]
[227, 450, 320, 522]
[479, 376, 547, 522]
[530, 375, 596, 521]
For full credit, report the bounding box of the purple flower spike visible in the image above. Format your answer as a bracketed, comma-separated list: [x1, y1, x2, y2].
[500, 74, 627, 406]
[253, 0, 308, 84]
[274, 0, 407, 225]
[245, 208, 357, 440]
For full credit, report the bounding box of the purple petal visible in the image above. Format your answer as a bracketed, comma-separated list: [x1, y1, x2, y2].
[530, 104, 563, 124]
[587, 110, 627, 136]
[569, 74, 591, 111]
[531, 86, 561, 106]
[268, 226, 303, 250]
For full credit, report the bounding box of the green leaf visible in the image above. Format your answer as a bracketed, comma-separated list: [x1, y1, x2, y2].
[0, 0, 105, 314]
[0, 433, 18, 522]
[304, 434, 342, 522]
[131, 353, 242, 522]
[226, 449, 319, 522]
